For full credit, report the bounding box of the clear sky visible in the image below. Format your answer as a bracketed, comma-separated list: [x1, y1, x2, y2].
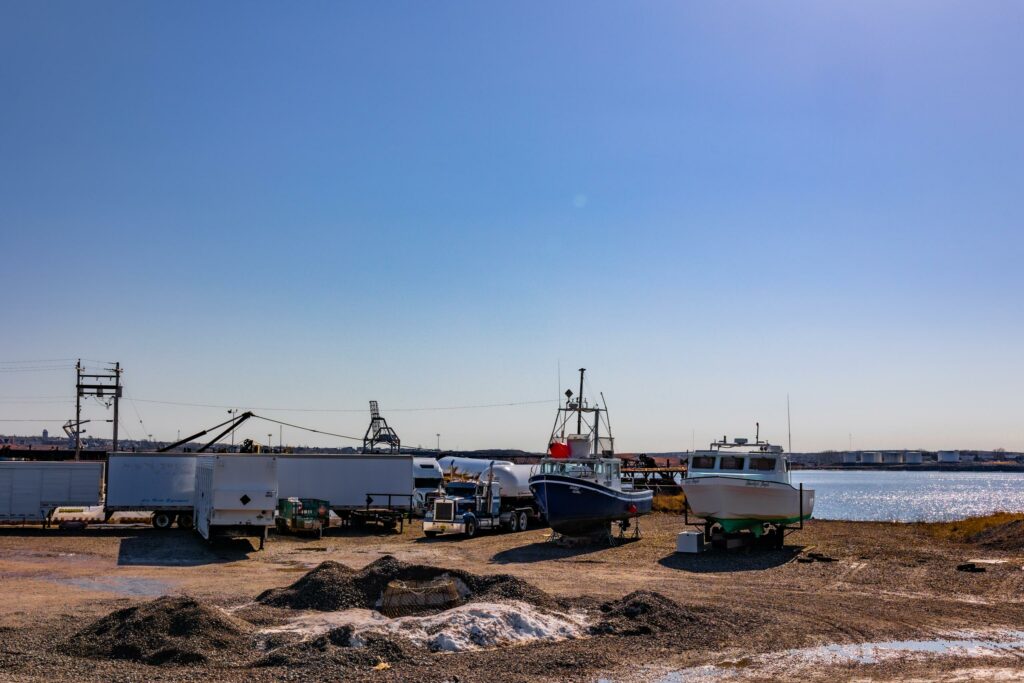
[1, 2, 1022, 453]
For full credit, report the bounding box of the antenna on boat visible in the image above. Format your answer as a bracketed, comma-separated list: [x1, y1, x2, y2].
[577, 368, 586, 434]
[787, 394, 792, 454]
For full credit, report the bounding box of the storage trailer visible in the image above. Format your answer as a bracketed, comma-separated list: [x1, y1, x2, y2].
[194, 455, 277, 549]
[0, 461, 105, 525]
[105, 453, 197, 529]
[277, 454, 414, 532]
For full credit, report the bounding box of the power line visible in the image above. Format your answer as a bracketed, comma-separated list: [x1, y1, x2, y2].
[127, 397, 556, 413]
[251, 415, 363, 442]
[0, 358, 79, 364]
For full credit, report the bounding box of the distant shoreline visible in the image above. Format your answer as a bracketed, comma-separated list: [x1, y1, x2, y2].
[801, 463, 1024, 473]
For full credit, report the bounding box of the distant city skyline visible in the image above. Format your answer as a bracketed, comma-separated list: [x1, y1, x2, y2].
[2, 3, 1022, 452]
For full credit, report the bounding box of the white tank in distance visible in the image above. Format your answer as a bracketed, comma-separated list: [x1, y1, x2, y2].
[438, 456, 534, 499]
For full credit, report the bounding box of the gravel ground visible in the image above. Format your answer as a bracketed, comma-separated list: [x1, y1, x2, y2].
[2, 514, 1024, 682]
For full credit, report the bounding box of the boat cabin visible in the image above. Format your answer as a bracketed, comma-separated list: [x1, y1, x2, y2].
[537, 458, 622, 486]
[686, 451, 790, 483]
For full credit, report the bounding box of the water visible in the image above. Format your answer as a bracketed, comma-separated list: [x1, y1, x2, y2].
[790, 470, 1024, 522]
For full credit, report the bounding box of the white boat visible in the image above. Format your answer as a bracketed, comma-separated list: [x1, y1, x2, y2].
[681, 427, 813, 539]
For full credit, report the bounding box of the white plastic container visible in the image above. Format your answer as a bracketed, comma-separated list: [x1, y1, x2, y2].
[676, 531, 705, 553]
[567, 435, 591, 458]
[0, 461, 104, 522]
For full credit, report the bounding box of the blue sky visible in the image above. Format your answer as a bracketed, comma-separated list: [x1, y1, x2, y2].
[1, 2, 1022, 452]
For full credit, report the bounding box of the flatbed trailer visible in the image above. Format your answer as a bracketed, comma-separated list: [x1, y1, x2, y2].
[277, 455, 414, 533]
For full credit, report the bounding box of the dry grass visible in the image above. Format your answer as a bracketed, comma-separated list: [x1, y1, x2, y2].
[652, 492, 686, 514]
[921, 512, 1024, 544]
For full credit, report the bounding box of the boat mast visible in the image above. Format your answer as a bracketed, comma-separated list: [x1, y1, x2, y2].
[577, 368, 585, 434]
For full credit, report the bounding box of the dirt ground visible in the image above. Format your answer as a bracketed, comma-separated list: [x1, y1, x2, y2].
[2, 514, 1024, 682]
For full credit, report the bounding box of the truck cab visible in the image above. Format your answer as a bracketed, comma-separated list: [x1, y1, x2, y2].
[423, 480, 503, 537]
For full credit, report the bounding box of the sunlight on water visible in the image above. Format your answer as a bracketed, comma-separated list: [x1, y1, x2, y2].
[791, 471, 1024, 522]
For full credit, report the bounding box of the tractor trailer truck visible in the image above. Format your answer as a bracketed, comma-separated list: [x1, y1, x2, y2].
[423, 458, 540, 538]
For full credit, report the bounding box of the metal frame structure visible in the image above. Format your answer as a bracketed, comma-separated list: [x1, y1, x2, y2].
[363, 400, 400, 453]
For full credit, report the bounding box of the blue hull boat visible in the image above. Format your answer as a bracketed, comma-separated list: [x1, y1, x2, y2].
[530, 367, 653, 538]
[530, 474, 653, 536]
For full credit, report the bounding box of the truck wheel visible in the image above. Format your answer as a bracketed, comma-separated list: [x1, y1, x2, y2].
[177, 513, 194, 530]
[516, 511, 529, 532]
[508, 514, 519, 533]
[152, 512, 174, 530]
[424, 530, 439, 538]
[464, 517, 478, 538]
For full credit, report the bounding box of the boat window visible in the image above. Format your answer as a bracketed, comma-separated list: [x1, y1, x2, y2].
[719, 456, 744, 470]
[749, 457, 776, 471]
[691, 456, 715, 469]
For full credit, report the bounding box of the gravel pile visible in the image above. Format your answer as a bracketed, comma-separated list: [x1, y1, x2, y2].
[257, 555, 556, 612]
[589, 590, 737, 644]
[256, 624, 425, 669]
[64, 595, 255, 666]
[967, 519, 1024, 550]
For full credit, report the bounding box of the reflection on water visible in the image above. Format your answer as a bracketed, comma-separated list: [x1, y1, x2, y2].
[790, 470, 1024, 522]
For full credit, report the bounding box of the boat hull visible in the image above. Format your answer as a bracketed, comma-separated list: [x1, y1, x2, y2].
[529, 474, 653, 536]
[681, 476, 814, 532]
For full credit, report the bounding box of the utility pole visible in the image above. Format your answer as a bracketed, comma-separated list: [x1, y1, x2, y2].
[74, 360, 122, 460]
[436, 433, 440, 452]
[228, 409, 238, 447]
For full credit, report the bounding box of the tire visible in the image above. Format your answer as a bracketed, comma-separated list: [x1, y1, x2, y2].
[516, 511, 528, 532]
[464, 517, 478, 538]
[177, 513, 194, 530]
[508, 514, 519, 533]
[152, 512, 174, 530]
[424, 531, 439, 538]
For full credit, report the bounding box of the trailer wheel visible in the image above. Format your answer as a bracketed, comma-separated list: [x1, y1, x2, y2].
[464, 517, 478, 538]
[152, 512, 174, 530]
[176, 513, 194, 530]
[508, 514, 519, 533]
[516, 511, 529, 532]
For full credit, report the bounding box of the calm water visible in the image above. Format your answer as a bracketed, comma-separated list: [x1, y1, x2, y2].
[789, 470, 1024, 522]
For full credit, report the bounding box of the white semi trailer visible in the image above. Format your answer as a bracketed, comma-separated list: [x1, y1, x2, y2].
[0, 461, 105, 525]
[105, 453, 198, 530]
[412, 457, 444, 516]
[194, 455, 277, 549]
[277, 454, 414, 531]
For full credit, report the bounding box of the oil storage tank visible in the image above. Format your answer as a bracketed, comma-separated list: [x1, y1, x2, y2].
[904, 452, 923, 464]
[937, 451, 961, 463]
[860, 451, 883, 465]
